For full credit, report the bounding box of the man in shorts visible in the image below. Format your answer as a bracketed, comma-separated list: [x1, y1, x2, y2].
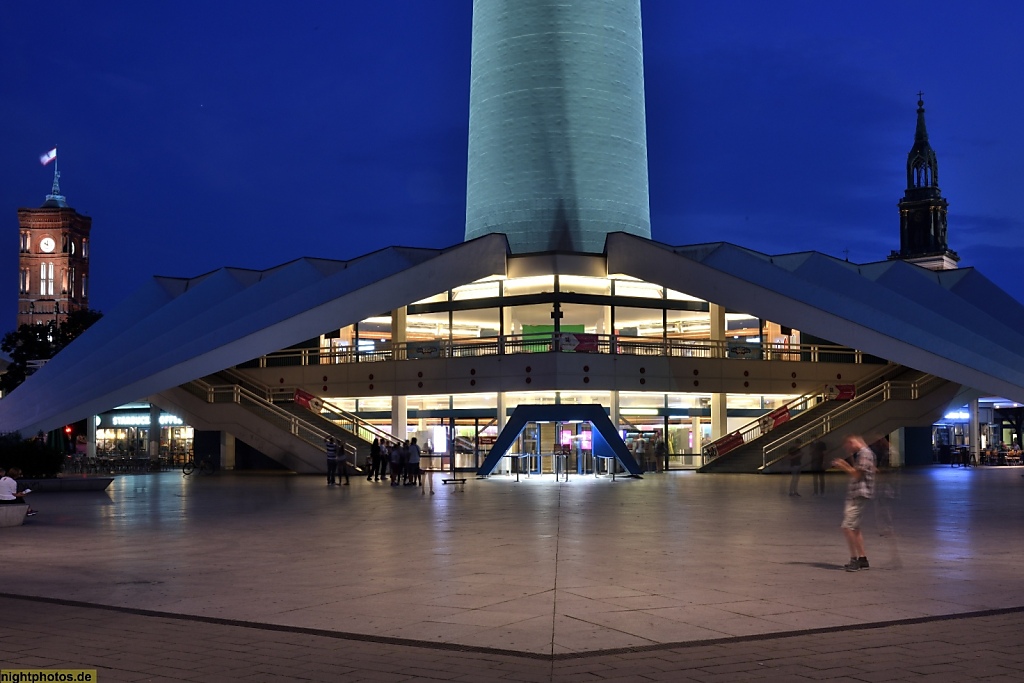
[832, 435, 876, 571]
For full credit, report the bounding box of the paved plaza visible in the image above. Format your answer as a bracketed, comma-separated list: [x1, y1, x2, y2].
[3, 465, 1024, 681]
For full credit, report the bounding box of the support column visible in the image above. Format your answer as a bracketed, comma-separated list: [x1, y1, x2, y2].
[691, 414, 702, 457]
[392, 396, 408, 443]
[392, 306, 407, 352]
[889, 428, 905, 468]
[220, 431, 235, 470]
[969, 397, 980, 464]
[501, 305, 512, 354]
[709, 302, 727, 440]
[711, 393, 728, 441]
[148, 404, 160, 458]
[87, 414, 97, 458]
[496, 391, 509, 474]
[392, 305, 409, 445]
[609, 391, 620, 431]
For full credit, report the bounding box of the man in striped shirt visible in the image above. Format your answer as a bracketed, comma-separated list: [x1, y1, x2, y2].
[325, 436, 339, 486]
[832, 435, 876, 571]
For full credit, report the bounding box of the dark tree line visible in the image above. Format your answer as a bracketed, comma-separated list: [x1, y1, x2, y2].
[0, 308, 102, 396]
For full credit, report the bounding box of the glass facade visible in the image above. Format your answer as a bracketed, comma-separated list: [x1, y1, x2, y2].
[255, 268, 835, 471]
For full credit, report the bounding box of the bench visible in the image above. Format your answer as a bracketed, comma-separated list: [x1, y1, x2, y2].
[0, 505, 28, 527]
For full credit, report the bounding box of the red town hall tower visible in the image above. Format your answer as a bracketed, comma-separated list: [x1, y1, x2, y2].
[17, 170, 91, 328]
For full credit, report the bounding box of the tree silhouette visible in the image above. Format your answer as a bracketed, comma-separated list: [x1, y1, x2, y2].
[0, 309, 102, 396]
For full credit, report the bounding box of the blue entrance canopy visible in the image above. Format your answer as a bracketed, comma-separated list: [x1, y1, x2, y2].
[476, 404, 642, 476]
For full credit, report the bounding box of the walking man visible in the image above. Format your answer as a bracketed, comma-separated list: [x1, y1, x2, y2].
[788, 441, 803, 496]
[325, 436, 339, 486]
[811, 439, 827, 496]
[832, 435, 876, 571]
[406, 437, 421, 486]
[369, 438, 382, 481]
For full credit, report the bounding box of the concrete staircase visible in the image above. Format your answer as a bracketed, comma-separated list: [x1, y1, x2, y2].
[150, 377, 372, 474]
[699, 367, 958, 473]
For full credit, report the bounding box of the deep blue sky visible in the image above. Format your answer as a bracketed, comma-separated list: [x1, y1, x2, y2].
[2, 1, 1023, 330]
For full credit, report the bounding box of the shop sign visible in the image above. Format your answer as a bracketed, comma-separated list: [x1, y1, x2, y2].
[109, 414, 183, 427]
[727, 342, 762, 359]
[408, 342, 441, 359]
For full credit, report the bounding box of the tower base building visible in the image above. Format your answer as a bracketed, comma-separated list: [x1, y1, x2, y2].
[2, 2, 1022, 475]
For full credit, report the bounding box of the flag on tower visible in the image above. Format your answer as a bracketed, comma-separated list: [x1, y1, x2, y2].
[40, 148, 57, 166]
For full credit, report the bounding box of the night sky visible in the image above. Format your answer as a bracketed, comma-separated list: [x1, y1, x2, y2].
[2, 1, 1022, 331]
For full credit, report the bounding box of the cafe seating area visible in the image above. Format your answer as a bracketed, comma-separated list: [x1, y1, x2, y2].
[63, 450, 193, 475]
[979, 447, 1023, 466]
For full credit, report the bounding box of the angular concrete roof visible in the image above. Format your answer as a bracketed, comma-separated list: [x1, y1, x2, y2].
[2, 231, 1023, 436]
[0, 235, 508, 436]
[607, 233, 1024, 402]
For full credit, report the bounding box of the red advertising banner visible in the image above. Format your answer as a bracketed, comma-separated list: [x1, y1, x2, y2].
[826, 384, 856, 401]
[715, 431, 745, 458]
[769, 406, 790, 428]
[294, 388, 324, 413]
[557, 332, 598, 353]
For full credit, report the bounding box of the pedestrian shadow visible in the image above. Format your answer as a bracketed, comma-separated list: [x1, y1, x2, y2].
[782, 561, 848, 570]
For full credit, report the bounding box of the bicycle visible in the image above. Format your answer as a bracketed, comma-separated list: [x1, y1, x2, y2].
[182, 454, 215, 476]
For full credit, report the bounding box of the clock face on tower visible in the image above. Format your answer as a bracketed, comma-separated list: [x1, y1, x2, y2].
[39, 237, 56, 253]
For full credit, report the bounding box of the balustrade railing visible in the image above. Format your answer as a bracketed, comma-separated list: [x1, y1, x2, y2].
[252, 334, 867, 368]
[700, 363, 900, 467]
[759, 372, 945, 469]
[183, 378, 329, 450]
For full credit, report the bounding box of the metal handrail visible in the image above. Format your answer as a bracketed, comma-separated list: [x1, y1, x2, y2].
[183, 378, 330, 452]
[254, 334, 869, 367]
[212, 370, 399, 448]
[760, 373, 945, 469]
[700, 363, 899, 466]
[320, 399, 401, 446]
[219, 368, 273, 401]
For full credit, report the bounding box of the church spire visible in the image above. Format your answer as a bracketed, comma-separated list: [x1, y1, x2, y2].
[907, 93, 939, 190]
[889, 94, 958, 270]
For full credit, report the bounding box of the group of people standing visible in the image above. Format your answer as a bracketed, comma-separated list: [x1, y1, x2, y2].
[320, 436, 429, 489]
[787, 439, 829, 496]
[367, 437, 424, 487]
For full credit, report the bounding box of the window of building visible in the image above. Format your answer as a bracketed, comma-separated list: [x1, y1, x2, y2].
[503, 275, 554, 297]
[82, 239, 89, 259]
[666, 288, 702, 302]
[81, 273, 88, 299]
[452, 279, 500, 301]
[410, 290, 447, 306]
[19, 268, 29, 295]
[406, 310, 449, 342]
[61, 267, 68, 295]
[666, 308, 711, 340]
[452, 308, 499, 340]
[726, 314, 760, 340]
[611, 277, 663, 299]
[614, 306, 664, 339]
[40, 262, 54, 296]
[560, 275, 611, 296]
[19, 232, 29, 253]
[559, 303, 607, 334]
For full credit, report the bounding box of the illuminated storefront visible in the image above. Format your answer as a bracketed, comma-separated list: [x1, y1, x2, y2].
[250, 270, 820, 471]
[95, 404, 194, 462]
